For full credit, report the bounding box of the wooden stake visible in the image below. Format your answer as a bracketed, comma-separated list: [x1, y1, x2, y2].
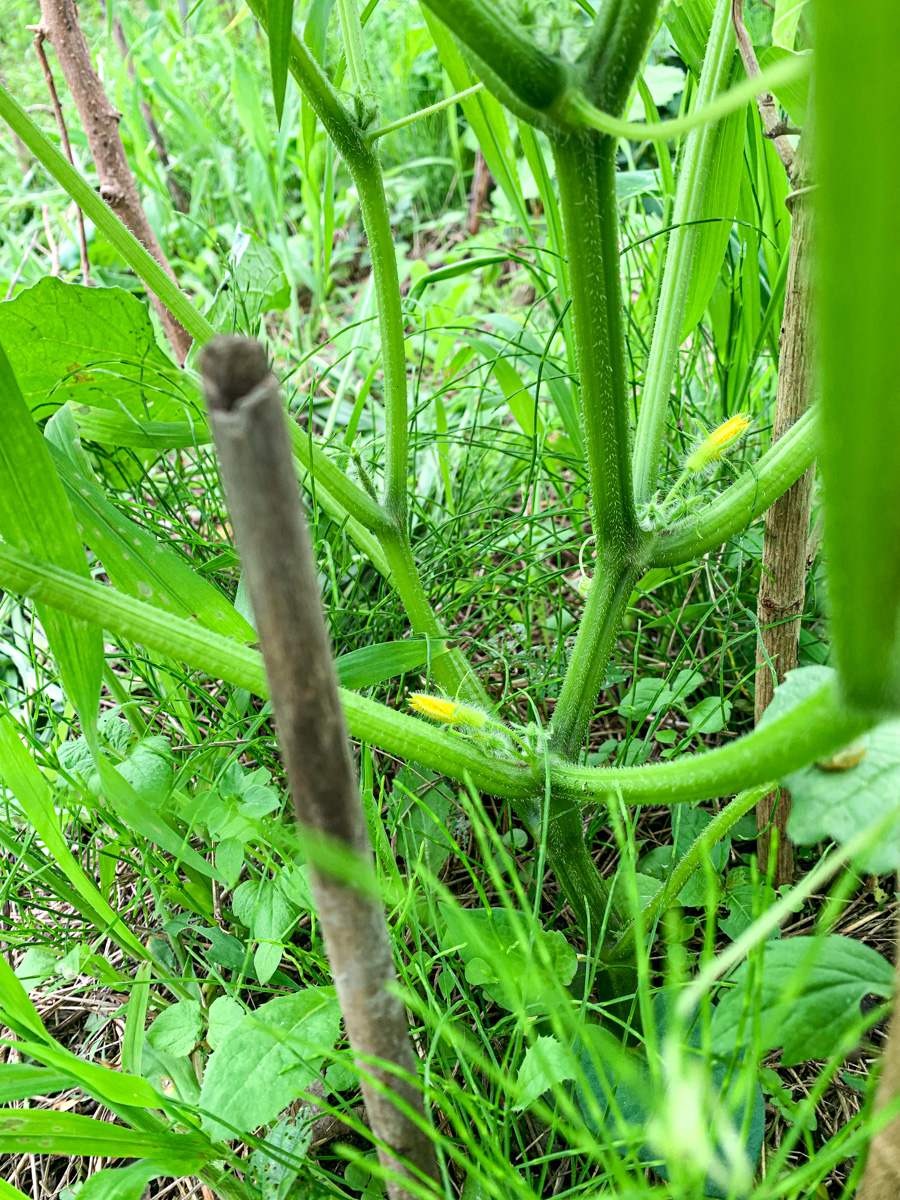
[200, 337, 438, 1199]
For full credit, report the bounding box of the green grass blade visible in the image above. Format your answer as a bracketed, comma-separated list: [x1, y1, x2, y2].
[0, 1110, 215, 1170]
[47, 412, 256, 645]
[336, 639, 449, 689]
[0, 1065, 72, 1104]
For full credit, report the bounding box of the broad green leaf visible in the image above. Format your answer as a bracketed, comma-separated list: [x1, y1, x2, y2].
[47, 411, 255, 645]
[207, 995, 245, 1050]
[758, 47, 809, 126]
[772, 0, 807, 49]
[0, 1109, 213, 1168]
[685, 696, 732, 738]
[140, 1037, 201, 1105]
[617, 670, 705, 722]
[78, 1162, 162, 1200]
[336, 639, 448, 690]
[629, 64, 686, 120]
[199, 988, 341, 1139]
[0, 278, 186, 417]
[575, 1017, 764, 1199]
[680, 102, 745, 341]
[70, 405, 208, 450]
[0, 339, 101, 731]
[491, 356, 541, 438]
[58, 716, 222, 881]
[817, 2, 900, 713]
[232, 879, 297, 984]
[768, 668, 900, 872]
[147, 1000, 202, 1059]
[0, 943, 50, 1039]
[210, 227, 291, 326]
[13, 947, 60, 990]
[710, 935, 893, 1065]
[0, 1180, 28, 1198]
[269, 0, 295, 126]
[514, 1036, 575, 1111]
[0, 1064, 71, 1104]
[397, 784, 453, 875]
[439, 904, 576, 1014]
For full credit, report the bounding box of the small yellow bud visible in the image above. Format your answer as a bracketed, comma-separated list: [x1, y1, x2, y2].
[408, 693, 487, 729]
[684, 413, 751, 474]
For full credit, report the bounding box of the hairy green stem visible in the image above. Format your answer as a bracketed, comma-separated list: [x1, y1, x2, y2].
[416, 0, 569, 112]
[552, 679, 872, 806]
[546, 793, 624, 935]
[566, 52, 807, 143]
[579, 0, 664, 113]
[550, 560, 643, 761]
[553, 134, 638, 558]
[630, 0, 736, 505]
[609, 782, 770, 961]
[0, 536, 864, 815]
[0, 543, 530, 800]
[651, 406, 820, 567]
[549, 132, 639, 759]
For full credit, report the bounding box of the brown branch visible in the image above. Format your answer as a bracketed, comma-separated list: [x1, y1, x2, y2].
[753, 131, 815, 887]
[35, 0, 191, 363]
[731, 0, 796, 178]
[31, 31, 90, 283]
[200, 337, 439, 1200]
[859, 910, 900, 1200]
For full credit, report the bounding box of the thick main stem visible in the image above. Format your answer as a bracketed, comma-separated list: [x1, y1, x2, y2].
[549, 131, 639, 759]
[200, 338, 438, 1199]
[754, 137, 815, 887]
[551, 559, 642, 761]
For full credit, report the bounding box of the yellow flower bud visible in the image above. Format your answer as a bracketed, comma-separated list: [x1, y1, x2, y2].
[408, 693, 488, 729]
[684, 413, 751, 474]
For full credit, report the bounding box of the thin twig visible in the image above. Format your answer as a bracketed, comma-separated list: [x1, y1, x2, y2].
[31, 29, 91, 282]
[5, 229, 40, 299]
[40, 202, 60, 275]
[731, 0, 796, 177]
[200, 337, 439, 1200]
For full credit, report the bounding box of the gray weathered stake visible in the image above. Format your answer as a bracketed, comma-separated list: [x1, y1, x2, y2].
[200, 336, 438, 1197]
